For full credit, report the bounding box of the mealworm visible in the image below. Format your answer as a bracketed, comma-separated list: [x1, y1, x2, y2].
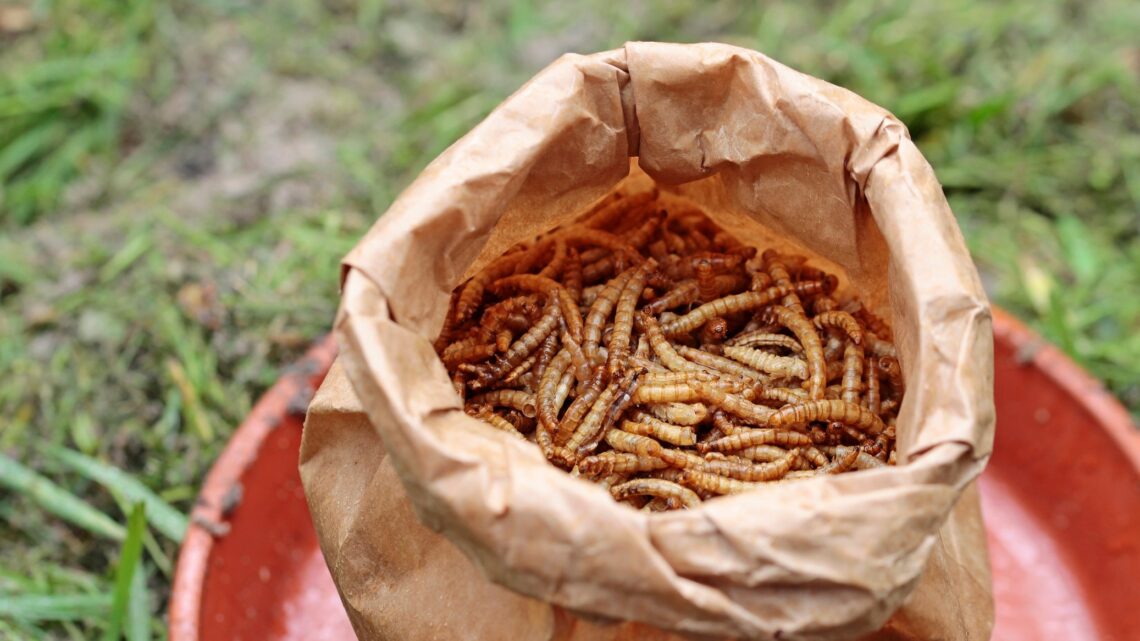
[582, 267, 636, 360]
[494, 328, 514, 353]
[641, 279, 697, 315]
[698, 448, 799, 482]
[879, 356, 905, 395]
[611, 478, 701, 510]
[467, 389, 537, 418]
[467, 405, 526, 440]
[564, 377, 625, 460]
[725, 331, 803, 353]
[865, 355, 881, 414]
[620, 419, 697, 447]
[531, 333, 560, 385]
[604, 429, 665, 458]
[537, 240, 568, 280]
[441, 340, 496, 367]
[842, 342, 864, 405]
[762, 251, 805, 315]
[698, 429, 813, 453]
[638, 313, 710, 374]
[813, 311, 863, 345]
[674, 345, 769, 383]
[579, 451, 668, 476]
[467, 294, 561, 388]
[693, 383, 777, 425]
[813, 296, 839, 314]
[582, 190, 657, 230]
[580, 283, 603, 307]
[607, 259, 657, 376]
[678, 469, 761, 495]
[554, 226, 642, 268]
[661, 285, 790, 336]
[563, 248, 583, 302]
[793, 276, 839, 298]
[823, 334, 846, 362]
[699, 317, 729, 345]
[818, 446, 860, 474]
[879, 398, 899, 414]
[864, 332, 898, 359]
[502, 351, 540, 385]
[821, 446, 885, 470]
[761, 305, 826, 399]
[558, 331, 592, 389]
[722, 345, 809, 380]
[644, 402, 708, 426]
[755, 387, 809, 406]
[555, 365, 607, 445]
[456, 252, 524, 322]
[842, 299, 893, 340]
[768, 399, 885, 435]
[639, 370, 717, 387]
[537, 349, 572, 431]
[694, 257, 717, 303]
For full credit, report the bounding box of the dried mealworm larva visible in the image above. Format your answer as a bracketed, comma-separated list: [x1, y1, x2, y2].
[879, 356, 905, 394]
[611, 478, 701, 510]
[661, 285, 790, 336]
[582, 268, 636, 360]
[467, 390, 538, 418]
[441, 340, 496, 367]
[725, 331, 804, 353]
[456, 252, 525, 322]
[762, 305, 826, 400]
[563, 248, 583, 302]
[813, 311, 864, 345]
[865, 354, 881, 415]
[537, 349, 573, 436]
[467, 406, 526, 440]
[842, 342, 864, 405]
[678, 469, 761, 495]
[644, 402, 708, 426]
[638, 313, 712, 374]
[620, 419, 698, 447]
[698, 429, 813, 453]
[722, 345, 809, 380]
[768, 399, 885, 435]
[555, 366, 607, 445]
[579, 451, 669, 476]
[607, 259, 657, 375]
[675, 345, 769, 383]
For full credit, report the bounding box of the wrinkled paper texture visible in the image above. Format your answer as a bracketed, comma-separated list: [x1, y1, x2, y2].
[302, 42, 995, 641]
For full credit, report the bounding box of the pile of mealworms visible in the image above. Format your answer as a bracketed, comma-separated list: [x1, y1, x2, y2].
[434, 189, 902, 511]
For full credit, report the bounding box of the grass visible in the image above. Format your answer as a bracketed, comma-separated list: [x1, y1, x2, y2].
[1, 0, 1138, 638]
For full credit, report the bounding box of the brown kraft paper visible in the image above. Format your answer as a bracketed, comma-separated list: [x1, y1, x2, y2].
[301, 41, 996, 641]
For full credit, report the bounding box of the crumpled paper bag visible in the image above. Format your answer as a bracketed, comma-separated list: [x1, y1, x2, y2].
[301, 41, 996, 641]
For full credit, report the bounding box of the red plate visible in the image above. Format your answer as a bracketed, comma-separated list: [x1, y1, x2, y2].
[169, 309, 1140, 641]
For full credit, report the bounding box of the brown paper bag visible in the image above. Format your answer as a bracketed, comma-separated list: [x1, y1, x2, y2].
[301, 42, 996, 641]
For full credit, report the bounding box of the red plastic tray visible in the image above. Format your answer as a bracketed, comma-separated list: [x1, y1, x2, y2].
[169, 309, 1140, 641]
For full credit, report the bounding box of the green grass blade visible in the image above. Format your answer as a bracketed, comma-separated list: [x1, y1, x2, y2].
[43, 446, 188, 543]
[0, 453, 125, 541]
[0, 594, 112, 621]
[103, 503, 147, 641]
[125, 561, 151, 641]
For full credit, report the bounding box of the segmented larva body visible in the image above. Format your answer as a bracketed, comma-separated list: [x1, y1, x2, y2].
[582, 267, 636, 360]
[768, 399, 885, 435]
[467, 405, 526, 440]
[607, 259, 657, 376]
[537, 349, 573, 435]
[865, 355, 881, 415]
[555, 366, 607, 445]
[537, 240, 568, 280]
[725, 331, 803, 354]
[621, 418, 697, 447]
[610, 478, 702, 509]
[638, 313, 710, 374]
[456, 252, 525, 322]
[466, 390, 538, 418]
[645, 402, 708, 426]
[441, 340, 496, 367]
[698, 429, 813, 453]
[579, 451, 669, 476]
[722, 345, 809, 380]
[842, 342, 864, 405]
[661, 285, 791, 336]
[676, 345, 770, 384]
[762, 305, 826, 400]
[813, 311, 864, 345]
